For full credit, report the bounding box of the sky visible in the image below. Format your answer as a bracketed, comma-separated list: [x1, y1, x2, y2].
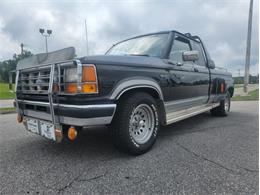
[0, 0, 259, 76]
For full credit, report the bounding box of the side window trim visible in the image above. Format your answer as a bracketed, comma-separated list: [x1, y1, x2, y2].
[197, 42, 207, 66]
[199, 43, 207, 63]
[173, 33, 192, 50]
[191, 41, 207, 67]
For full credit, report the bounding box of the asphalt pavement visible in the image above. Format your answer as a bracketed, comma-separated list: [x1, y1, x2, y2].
[0, 101, 258, 194]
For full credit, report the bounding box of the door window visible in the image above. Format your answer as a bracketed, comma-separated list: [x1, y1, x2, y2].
[192, 41, 206, 66]
[169, 36, 191, 63]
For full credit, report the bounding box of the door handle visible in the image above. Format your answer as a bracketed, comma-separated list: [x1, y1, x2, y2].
[160, 74, 168, 79]
[166, 60, 183, 67]
[194, 68, 199, 72]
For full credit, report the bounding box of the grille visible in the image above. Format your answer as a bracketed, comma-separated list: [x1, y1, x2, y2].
[17, 64, 68, 94]
[18, 68, 51, 93]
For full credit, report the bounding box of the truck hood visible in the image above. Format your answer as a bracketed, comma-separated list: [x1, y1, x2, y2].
[79, 55, 167, 68]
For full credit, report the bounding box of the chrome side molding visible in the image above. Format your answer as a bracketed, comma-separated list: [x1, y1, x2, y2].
[16, 99, 116, 110]
[164, 96, 209, 114]
[166, 103, 220, 125]
[110, 77, 164, 100]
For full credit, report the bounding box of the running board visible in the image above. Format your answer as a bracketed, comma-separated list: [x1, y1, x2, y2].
[166, 103, 220, 125]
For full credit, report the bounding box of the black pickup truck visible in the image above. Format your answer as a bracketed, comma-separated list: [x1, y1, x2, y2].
[14, 30, 233, 155]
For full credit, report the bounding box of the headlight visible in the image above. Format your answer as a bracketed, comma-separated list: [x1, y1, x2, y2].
[65, 67, 77, 83]
[64, 64, 98, 94]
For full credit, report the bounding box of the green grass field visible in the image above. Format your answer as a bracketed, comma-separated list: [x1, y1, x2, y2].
[232, 89, 259, 101]
[0, 83, 15, 99]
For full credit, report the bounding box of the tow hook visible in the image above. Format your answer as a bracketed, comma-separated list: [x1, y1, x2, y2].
[55, 128, 63, 143]
[17, 115, 23, 123]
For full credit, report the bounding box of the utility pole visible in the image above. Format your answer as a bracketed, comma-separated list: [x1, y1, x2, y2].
[20, 43, 24, 56]
[85, 19, 89, 55]
[244, 0, 253, 92]
[238, 69, 241, 77]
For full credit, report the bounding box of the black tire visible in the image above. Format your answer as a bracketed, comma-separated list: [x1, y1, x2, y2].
[111, 92, 160, 155]
[210, 92, 231, 117]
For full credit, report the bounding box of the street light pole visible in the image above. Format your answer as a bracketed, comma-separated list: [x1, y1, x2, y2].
[244, 0, 253, 93]
[45, 35, 48, 53]
[39, 28, 52, 53]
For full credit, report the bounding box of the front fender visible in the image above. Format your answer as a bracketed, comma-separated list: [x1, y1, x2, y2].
[109, 77, 164, 100]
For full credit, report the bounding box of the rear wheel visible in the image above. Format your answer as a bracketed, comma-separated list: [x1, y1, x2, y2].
[111, 92, 159, 155]
[210, 92, 231, 116]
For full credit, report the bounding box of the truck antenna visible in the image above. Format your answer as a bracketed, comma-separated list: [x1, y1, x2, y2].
[84, 19, 89, 56]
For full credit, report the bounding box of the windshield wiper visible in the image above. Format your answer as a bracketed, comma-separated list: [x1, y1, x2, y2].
[128, 54, 150, 57]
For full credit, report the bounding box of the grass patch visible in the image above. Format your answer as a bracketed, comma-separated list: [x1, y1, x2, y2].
[0, 107, 16, 114]
[232, 89, 259, 101]
[234, 84, 244, 89]
[0, 83, 15, 99]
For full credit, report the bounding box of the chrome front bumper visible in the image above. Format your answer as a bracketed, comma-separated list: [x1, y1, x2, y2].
[16, 100, 116, 126]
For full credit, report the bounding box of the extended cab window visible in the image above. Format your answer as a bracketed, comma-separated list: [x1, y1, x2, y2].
[192, 41, 206, 66]
[169, 36, 191, 63]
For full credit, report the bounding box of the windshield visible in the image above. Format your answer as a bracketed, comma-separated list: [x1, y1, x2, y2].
[106, 33, 169, 58]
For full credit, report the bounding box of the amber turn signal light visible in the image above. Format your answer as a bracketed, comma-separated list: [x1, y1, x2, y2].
[81, 83, 97, 93]
[65, 83, 77, 93]
[82, 66, 97, 82]
[68, 126, 77, 141]
[17, 115, 23, 123]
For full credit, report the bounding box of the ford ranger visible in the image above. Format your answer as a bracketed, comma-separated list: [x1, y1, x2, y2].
[14, 30, 234, 155]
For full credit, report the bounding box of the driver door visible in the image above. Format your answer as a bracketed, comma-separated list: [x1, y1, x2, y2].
[166, 34, 209, 112]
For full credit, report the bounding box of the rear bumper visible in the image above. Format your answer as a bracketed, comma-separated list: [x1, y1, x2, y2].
[15, 99, 116, 126]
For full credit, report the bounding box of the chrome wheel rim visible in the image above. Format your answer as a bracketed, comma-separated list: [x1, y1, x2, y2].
[225, 95, 230, 112]
[129, 104, 155, 144]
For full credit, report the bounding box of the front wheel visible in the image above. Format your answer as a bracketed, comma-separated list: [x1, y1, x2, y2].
[210, 92, 231, 116]
[111, 92, 160, 155]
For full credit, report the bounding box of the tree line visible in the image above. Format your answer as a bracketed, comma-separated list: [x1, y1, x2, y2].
[0, 50, 33, 83]
[233, 75, 259, 84]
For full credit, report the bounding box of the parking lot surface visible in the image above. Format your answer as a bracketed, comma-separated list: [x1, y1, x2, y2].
[0, 101, 258, 194]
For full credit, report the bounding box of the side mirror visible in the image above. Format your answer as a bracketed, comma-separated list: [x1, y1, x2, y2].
[182, 50, 199, 61]
[207, 59, 215, 69]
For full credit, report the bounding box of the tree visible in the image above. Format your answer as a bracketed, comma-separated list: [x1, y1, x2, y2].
[0, 50, 33, 83]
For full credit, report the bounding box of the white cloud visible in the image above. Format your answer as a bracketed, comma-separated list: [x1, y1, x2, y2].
[0, 0, 258, 76]
[0, 17, 20, 59]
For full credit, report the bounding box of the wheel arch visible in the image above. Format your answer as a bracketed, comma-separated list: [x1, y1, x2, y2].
[109, 77, 167, 126]
[109, 77, 164, 101]
[227, 86, 234, 97]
